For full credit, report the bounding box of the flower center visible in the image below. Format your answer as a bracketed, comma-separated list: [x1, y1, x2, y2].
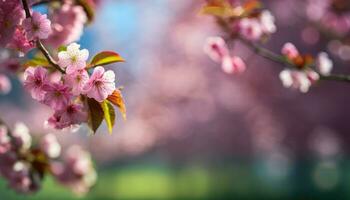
[94, 80, 103, 87]
[34, 79, 42, 86]
[66, 105, 75, 114]
[32, 23, 39, 32]
[54, 91, 61, 98]
[71, 55, 78, 63]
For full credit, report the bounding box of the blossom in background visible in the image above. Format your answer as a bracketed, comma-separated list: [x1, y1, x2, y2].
[279, 69, 319, 93]
[281, 42, 299, 60]
[84, 66, 116, 102]
[7, 28, 35, 56]
[12, 122, 31, 152]
[221, 56, 246, 74]
[64, 69, 89, 95]
[0, 126, 11, 154]
[0, 122, 96, 194]
[316, 52, 333, 75]
[238, 18, 263, 41]
[23, 67, 49, 101]
[42, 82, 72, 110]
[40, 134, 61, 159]
[203, 37, 229, 62]
[46, 2, 87, 47]
[237, 10, 276, 41]
[51, 145, 96, 195]
[0, 74, 11, 95]
[58, 43, 89, 74]
[23, 11, 51, 40]
[204, 36, 246, 75]
[0, 0, 24, 46]
[9, 161, 34, 193]
[259, 10, 276, 34]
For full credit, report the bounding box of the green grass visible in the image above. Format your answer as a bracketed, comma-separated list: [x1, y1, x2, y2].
[0, 161, 349, 200]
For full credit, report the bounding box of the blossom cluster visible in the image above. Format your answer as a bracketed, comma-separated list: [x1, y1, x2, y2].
[279, 43, 333, 93]
[202, 0, 275, 74]
[204, 37, 246, 74]
[23, 43, 117, 130]
[0, 122, 96, 194]
[202, 0, 336, 93]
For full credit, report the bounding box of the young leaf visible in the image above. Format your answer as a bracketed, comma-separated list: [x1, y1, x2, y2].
[107, 89, 126, 120]
[100, 100, 116, 134]
[23, 57, 50, 68]
[57, 45, 67, 52]
[86, 98, 104, 133]
[89, 51, 125, 68]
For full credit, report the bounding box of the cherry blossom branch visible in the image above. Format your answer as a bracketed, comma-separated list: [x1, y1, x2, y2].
[21, 0, 66, 74]
[237, 37, 350, 83]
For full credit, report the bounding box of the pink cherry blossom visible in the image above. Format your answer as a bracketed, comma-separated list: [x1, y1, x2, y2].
[23, 11, 51, 40]
[12, 122, 31, 152]
[8, 161, 33, 193]
[0, 125, 11, 154]
[58, 43, 89, 74]
[46, 2, 87, 48]
[23, 67, 49, 101]
[0, 0, 24, 46]
[42, 82, 72, 110]
[47, 103, 87, 129]
[279, 69, 319, 93]
[221, 56, 246, 74]
[0, 74, 11, 95]
[203, 37, 229, 63]
[51, 145, 96, 195]
[259, 10, 276, 34]
[64, 69, 89, 95]
[84, 66, 116, 102]
[281, 42, 299, 60]
[239, 18, 263, 41]
[316, 52, 333, 75]
[7, 28, 35, 56]
[0, 151, 17, 179]
[40, 134, 61, 158]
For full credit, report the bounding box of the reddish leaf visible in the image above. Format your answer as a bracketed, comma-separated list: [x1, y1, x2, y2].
[89, 51, 125, 68]
[107, 89, 127, 120]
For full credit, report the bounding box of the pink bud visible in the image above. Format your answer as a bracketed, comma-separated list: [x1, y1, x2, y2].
[279, 69, 317, 93]
[316, 52, 333, 75]
[221, 56, 246, 74]
[281, 43, 299, 60]
[204, 37, 229, 63]
[239, 18, 263, 41]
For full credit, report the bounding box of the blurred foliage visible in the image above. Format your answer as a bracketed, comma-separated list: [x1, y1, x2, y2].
[1, 160, 350, 200]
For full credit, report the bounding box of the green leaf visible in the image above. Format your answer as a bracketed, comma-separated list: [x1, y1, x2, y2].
[107, 89, 127, 120]
[87, 98, 104, 133]
[23, 57, 50, 68]
[89, 51, 125, 68]
[76, 0, 95, 23]
[58, 45, 67, 52]
[100, 100, 116, 134]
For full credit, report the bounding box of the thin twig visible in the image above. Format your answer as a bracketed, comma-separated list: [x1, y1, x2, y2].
[32, 0, 62, 7]
[21, 0, 66, 74]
